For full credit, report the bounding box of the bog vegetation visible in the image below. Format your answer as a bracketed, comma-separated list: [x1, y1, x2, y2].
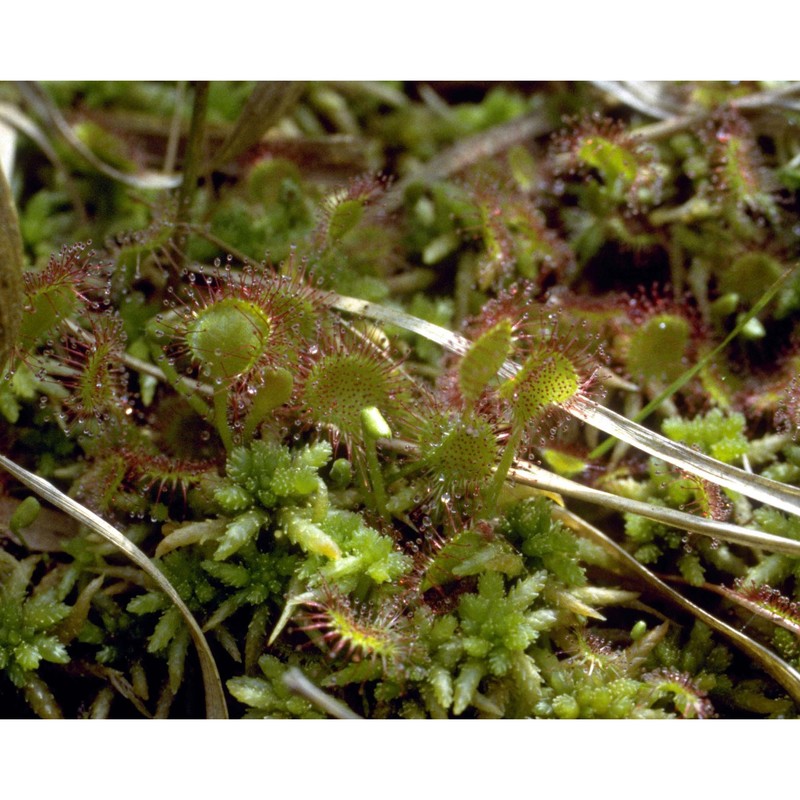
[2, 81, 800, 718]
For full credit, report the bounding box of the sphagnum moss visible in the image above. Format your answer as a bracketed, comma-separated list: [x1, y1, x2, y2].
[3, 81, 800, 719]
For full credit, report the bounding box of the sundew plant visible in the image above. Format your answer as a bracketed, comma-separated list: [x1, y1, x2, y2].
[3, 81, 800, 719]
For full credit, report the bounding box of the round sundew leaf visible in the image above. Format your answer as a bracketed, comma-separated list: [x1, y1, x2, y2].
[303, 351, 395, 441]
[327, 198, 364, 243]
[186, 297, 272, 380]
[459, 318, 513, 405]
[420, 413, 497, 492]
[500, 348, 579, 422]
[578, 135, 638, 186]
[626, 313, 690, 384]
[720, 252, 783, 306]
[19, 284, 80, 351]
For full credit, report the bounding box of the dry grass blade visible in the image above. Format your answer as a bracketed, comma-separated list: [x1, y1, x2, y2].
[0, 101, 88, 223]
[282, 667, 362, 719]
[376, 110, 552, 214]
[329, 292, 800, 520]
[16, 82, 180, 190]
[593, 80, 681, 119]
[570, 397, 800, 518]
[329, 293, 472, 355]
[511, 461, 800, 558]
[0, 453, 228, 719]
[553, 506, 800, 705]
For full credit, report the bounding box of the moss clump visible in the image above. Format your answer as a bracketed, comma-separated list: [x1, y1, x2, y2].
[4, 80, 800, 720]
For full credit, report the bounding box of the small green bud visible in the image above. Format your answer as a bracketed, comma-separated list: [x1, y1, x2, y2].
[10, 496, 41, 535]
[423, 232, 459, 265]
[710, 292, 740, 318]
[631, 620, 647, 641]
[738, 314, 766, 340]
[361, 406, 392, 440]
[414, 196, 436, 227]
[329, 458, 353, 489]
[542, 449, 587, 478]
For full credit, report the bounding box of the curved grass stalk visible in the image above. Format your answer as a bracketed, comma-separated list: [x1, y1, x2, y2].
[552, 505, 800, 705]
[569, 397, 800, 517]
[376, 110, 552, 214]
[0, 453, 228, 719]
[510, 461, 800, 558]
[0, 101, 88, 224]
[328, 292, 800, 519]
[16, 82, 181, 191]
[282, 667, 362, 720]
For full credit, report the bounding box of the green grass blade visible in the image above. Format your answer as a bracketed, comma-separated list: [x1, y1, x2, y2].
[590, 267, 796, 460]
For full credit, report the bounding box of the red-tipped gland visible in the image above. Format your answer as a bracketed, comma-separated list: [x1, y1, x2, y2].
[174, 264, 323, 384]
[501, 347, 580, 424]
[668, 470, 731, 523]
[499, 307, 601, 429]
[729, 580, 800, 637]
[614, 285, 705, 387]
[127, 448, 217, 507]
[314, 173, 391, 248]
[564, 629, 623, 678]
[416, 410, 499, 507]
[460, 179, 576, 289]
